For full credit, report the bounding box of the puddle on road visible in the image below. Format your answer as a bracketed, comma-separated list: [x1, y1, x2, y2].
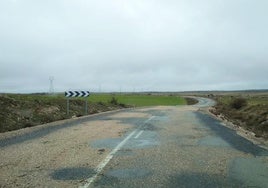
[141, 123, 162, 131]
[126, 139, 159, 148]
[91, 138, 122, 149]
[91, 129, 159, 150]
[106, 168, 151, 179]
[198, 136, 231, 147]
[194, 112, 268, 156]
[114, 117, 148, 127]
[153, 116, 169, 122]
[167, 172, 240, 188]
[175, 135, 201, 146]
[115, 149, 134, 157]
[94, 168, 152, 187]
[228, 158, 268, 187]
[51, 167, 95, 180]
[91, 137, 159, 150]
[143, 110, 167, 117]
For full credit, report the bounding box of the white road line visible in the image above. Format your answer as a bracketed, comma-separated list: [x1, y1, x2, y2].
[134, 130, 144, 139]
[134, 116, 155, 139]
[80, 129, 137, 188]
[146, 116, 155, 122]
[79, 116, 156, 188]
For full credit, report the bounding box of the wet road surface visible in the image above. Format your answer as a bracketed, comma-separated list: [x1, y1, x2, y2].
[1, 98, 268, 187]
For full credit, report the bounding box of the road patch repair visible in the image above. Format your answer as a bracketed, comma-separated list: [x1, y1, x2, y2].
[1, 99, 268, 187]
[0, 111, 148, 187]
[51, 167, 95, 181]
[80, 116, 156, 188]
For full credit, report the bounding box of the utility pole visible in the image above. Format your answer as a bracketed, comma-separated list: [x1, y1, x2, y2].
[49, 76, 54, 95]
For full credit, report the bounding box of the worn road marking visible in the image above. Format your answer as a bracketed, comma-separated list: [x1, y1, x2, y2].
[134, 130, 144, 139]
[80, 116, 155, 188]
[147, 116, 155, 122]
[80, 129, 137, 188]
[134, 116, 155, 139]
[79, 116, 155, 188]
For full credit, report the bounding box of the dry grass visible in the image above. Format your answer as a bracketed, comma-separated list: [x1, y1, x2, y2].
[0, 94, 125, 133]
[0, 93, 190, 133]
[211, 94, 268, 139]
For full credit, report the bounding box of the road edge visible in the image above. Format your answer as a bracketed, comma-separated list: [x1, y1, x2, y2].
[198, 106, 268, 150]
[0, 108, 132, 140]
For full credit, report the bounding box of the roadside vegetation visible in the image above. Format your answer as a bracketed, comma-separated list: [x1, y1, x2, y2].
[0, 93, 187, 133]
[210, 94, 268, 139]
[0, 94, 125, 133]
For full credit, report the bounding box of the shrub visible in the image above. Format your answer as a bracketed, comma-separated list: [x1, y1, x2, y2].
[184, 97, 198, 105]
[230, 98, 247, 109]
[109, 97, 118, 105]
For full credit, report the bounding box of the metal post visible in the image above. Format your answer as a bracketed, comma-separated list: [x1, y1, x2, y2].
[85, 99, 88, 114]
[67, 98, 70, 116]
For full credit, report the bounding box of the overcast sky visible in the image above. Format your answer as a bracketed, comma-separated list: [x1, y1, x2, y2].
[1, 0, 268, 93]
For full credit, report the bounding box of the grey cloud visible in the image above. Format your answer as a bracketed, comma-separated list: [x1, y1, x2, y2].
[0, 0, 267, 93]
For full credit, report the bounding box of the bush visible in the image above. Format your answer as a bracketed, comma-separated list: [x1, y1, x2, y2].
[184, 97, 198, 105]
[230, 98, 247, 109]
[109, 97, 118, 105]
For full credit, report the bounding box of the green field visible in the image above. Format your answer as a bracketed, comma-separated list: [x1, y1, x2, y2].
[0, 93, 187, 132]
[88, 94, 186, 107]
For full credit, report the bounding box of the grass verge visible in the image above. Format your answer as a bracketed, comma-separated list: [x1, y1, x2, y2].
[0, 93, 186, 133]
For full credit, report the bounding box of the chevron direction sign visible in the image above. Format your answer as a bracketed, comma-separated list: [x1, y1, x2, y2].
[65, 91, 90, 97]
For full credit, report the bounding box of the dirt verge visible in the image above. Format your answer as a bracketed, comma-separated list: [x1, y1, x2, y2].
[204, 94, 268, 147]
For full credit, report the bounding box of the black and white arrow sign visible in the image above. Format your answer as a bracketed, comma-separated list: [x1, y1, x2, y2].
[65, 91, 90, 97]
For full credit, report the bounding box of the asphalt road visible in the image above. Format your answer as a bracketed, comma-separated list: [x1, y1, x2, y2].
[1, 98, 268, 188]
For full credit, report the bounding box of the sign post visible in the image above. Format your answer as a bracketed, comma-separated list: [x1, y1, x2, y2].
[65, 91, 90, 116]
[85, 99, 88, 114]
[67, 98, 70, 116]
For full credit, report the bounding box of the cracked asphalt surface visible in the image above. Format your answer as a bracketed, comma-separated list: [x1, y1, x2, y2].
[1, 98, 268, 188]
